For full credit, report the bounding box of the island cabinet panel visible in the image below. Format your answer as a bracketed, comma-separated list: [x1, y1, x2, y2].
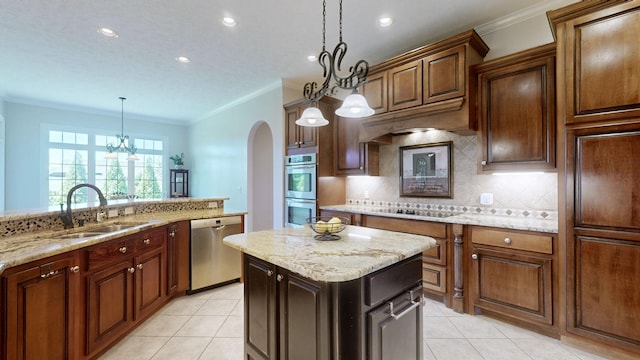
[3, 251, 81, 360]
[243, 253, 424, 360]
[245, 256, 277, 360]
[472, 44, 556, 172]
[469, 226, 558, 337]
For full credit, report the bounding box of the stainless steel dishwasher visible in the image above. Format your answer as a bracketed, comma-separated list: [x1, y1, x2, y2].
[189, 216, 242, 293]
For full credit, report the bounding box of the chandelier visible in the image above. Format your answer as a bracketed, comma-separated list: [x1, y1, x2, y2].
[106, 97, 138, 160]
[296, 0, 375, 127]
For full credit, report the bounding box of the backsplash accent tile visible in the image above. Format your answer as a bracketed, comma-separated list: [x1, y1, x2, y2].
[346, 131, 557, 218]
[0, 199, 225, 238]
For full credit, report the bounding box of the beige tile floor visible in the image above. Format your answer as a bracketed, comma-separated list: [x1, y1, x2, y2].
[100, 282, 610, 360]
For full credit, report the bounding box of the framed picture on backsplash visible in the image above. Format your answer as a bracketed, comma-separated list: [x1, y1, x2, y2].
[399, 141, 453, 198]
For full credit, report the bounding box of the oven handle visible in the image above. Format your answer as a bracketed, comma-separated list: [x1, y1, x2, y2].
[286, 164, 316, 171]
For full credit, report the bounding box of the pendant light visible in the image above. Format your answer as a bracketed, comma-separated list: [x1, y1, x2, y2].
[297, 0, 374, 127]
[106, 97, 138, 160]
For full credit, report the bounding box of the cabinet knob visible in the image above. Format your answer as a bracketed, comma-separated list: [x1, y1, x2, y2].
[128, 267, 135, 274]
[359, 166, 363, 170]
[144, 239, 151, 245]
[471, 254, 478, 260]
[267, 270, 274, 277]
[70, 265, 80, 273]
[504, 237, 512, 244]
[119, 246, 127, 254]
[169, 230, 176, 237]
[276, 274, 284, 282]
[481, 160, 487, 166]
[137, 264, 143, 270]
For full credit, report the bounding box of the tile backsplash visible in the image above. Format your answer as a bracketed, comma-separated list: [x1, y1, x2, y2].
[346, 130, 557, 216]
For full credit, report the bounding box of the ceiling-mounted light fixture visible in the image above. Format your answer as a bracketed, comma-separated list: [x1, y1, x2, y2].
[297, 0, 374, 127]
[106, 97, 138, 160]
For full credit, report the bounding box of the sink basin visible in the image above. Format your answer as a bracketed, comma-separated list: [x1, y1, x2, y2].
[90, 222, 148, 233]
[55, 231, 106, 239]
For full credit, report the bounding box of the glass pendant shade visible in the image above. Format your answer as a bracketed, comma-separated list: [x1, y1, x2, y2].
[335, 93, 375, 118]
[295, 106, 329, 127]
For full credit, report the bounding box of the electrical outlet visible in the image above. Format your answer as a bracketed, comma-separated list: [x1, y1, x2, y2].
[124, 207, 134, 215]
[480, 193, 494, 206]
[364, 190, 370, 199]
[209, 202, 218, 209]
[108, 209, 119, 218]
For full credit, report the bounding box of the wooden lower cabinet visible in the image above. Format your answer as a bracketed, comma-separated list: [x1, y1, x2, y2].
[167, 221, 190, 296]
[244, 253, 423, 360]
[361, 215, 452, 306]
[3, 251, 81, 360]
[85, 228, 168, 358]
[469, 227, 557, 337]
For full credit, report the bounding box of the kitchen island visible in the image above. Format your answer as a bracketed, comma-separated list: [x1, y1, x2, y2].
[224, 225, 436, 360]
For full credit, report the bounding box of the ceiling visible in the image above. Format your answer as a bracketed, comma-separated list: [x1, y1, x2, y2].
[0, 0, 567, 124]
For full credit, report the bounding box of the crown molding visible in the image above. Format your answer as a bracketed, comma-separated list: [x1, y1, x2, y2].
[475, 0, 579, 36]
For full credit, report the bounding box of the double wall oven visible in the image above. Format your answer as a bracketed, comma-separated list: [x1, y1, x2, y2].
[284, 153, 317, 227]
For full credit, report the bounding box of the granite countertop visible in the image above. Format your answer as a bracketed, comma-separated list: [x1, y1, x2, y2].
[0, 209, 246, 276]
[321, 205, 558, 233]
[223, 225, 436, 282]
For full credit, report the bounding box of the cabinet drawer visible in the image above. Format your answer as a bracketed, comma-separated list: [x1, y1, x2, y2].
[422, 238, 446, 265]
[86, 240, 129, 271]
[422, 263, 446, 293]
[130, 229, 165, 253]
[472, 228, 552, 254]
[365, 254, 422, 306]
[363, 215, 448, 238]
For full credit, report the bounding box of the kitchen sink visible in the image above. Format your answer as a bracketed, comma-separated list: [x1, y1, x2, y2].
[53, 221, 150, 240]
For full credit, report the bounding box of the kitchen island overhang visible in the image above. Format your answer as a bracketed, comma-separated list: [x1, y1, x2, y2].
[224, 225, 436, 360]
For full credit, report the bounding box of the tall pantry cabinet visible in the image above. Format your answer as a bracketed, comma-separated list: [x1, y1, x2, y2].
[549, 0, 640, 357]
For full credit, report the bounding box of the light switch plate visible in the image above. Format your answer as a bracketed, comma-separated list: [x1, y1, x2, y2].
[480, 193, 494, 206]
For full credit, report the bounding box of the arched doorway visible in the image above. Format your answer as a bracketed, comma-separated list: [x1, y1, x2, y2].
[247, 121, 273, 231]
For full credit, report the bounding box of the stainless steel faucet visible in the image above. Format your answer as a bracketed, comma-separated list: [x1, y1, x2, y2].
[60, 183, 108, 229]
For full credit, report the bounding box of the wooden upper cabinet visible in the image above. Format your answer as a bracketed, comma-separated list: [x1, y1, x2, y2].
[473, 44, 556, 172]
[360, 72, 388, 114]
[388, 60, 423, 111]
[552, 1, 640, 125]
[285, 104, 317, 151]
[334, 115, 379, 176]
[423, 45, 465, 104]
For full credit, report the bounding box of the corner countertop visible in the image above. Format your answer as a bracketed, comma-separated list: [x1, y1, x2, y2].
[0, 209, 246, 276]
[223, 225, 436, 282]
[320, 205, 558, 234]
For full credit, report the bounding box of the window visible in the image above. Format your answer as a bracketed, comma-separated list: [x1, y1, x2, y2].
[48, 129, 164, 206]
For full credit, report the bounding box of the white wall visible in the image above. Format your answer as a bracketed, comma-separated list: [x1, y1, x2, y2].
[4, 101, 188, 210]
[187, 84, 285, 228]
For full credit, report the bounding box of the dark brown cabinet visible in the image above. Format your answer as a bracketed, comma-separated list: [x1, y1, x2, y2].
[285, 104, 317, 151]
[85, 228, 168, 357]
[388, 60, 423, 111]
[333, 115, 379, 176]
[243, 253, 423, 360]
[423, 45, 466, 104]
[472, 44, 556, 172]
[3, 252, 81, 360]
[167, 221, 190, 296]
[469, 227, 557, 336]
[360, 72, 388, 114]
[550, 0, 640, 356]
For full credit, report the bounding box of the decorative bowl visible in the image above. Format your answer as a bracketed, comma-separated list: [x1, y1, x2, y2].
[306, 216, 350, 241]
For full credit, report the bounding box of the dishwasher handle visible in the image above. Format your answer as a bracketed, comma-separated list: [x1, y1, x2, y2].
[191, 216, 242, 229]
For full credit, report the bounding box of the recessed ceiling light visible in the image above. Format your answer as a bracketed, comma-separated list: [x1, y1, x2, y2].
[98, 27, 118, 37]
[222, 17, 237, 27]
[378, 17, 393, 27]
[176, 56, 191, 63]
[307, 55, 317, 62]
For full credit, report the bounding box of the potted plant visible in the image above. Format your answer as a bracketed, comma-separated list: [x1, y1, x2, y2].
[170, 153, 185, 169]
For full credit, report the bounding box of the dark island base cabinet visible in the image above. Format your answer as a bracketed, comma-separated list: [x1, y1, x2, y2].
[244, 253, 424, 360]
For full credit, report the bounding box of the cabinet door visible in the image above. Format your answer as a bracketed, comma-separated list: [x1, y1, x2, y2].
[285, 106, 301, 150]
[388, 60, 423, 111]
[244, 256, 277, 360]
[278, 271, 326, 360]
[361, 72, 388, 114]
[477, 47, 556, 172]
[423, 45, 465, 104]
[5, 253, 80, 360]
[562, 2, 640, 124]
[368, 287, 423, 360]
[334, 115, 379, 176]
[470, 247, 553, 326]
[299, 121, 317, 149]
[86, 259, 133, 355]
[167, 221, 190, 295]
[134, 245, 167, 321]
